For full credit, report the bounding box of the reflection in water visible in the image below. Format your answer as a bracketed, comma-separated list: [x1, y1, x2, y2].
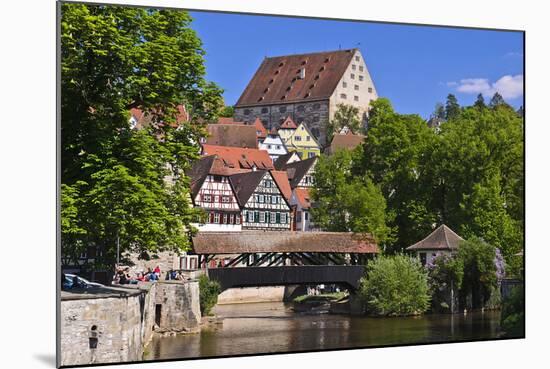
[145, 302, 502, 360]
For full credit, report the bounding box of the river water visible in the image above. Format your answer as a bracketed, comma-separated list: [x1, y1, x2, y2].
[144, 302, 503, 361]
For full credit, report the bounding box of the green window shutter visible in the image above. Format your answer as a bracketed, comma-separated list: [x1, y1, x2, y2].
[276, 212, 281, 223]
[254, 211, 259, 222]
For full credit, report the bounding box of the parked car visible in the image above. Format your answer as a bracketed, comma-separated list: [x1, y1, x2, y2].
[63, 274, 104, 289]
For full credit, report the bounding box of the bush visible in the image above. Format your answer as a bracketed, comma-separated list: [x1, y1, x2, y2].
[501, 285, 524, 337]
[198, 274, 220, 316]
[359, 254, 430, 316]
[427, 253, 463, 313]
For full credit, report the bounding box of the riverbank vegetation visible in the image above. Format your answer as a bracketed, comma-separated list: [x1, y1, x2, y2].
[293, 291, 347, 304]
[312, 95, 523, 277]
[358, 254, 431, 316]
[198, 275, 221, 316]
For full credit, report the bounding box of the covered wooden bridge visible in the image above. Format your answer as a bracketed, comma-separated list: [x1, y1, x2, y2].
[191, 231, 378, 291]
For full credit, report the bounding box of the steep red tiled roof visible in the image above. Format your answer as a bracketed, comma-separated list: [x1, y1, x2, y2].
[236, 49, 357, 107]
[201, 145, 274, 171]
[217, 117, 244, 125]
[280, 116, 297, 129]
[406, 225, 464, 251]
[329, 134, 365, 153]
[294, 188, 311, 209]
[192, 231, 379, 254]
[271, 170, 292, 203]
[187, 155, 249, 198]
[129, 104, 188, 129]
[253, 117, 268, 138]
[206, 124, 258, 148]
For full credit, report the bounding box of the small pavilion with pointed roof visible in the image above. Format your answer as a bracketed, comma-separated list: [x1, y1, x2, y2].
[406, 224, 464, 266]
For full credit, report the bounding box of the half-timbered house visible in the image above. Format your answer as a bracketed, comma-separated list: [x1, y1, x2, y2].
[229, 170, 292, 231]
[188, 155, 247, 232]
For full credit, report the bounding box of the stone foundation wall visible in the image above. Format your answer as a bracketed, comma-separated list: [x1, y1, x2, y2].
[60, 281, 201, 366]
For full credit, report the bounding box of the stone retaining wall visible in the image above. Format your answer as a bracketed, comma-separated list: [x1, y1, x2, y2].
[60, 281, 200, 366]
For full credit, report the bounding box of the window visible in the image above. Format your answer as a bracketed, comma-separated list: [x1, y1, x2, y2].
[355, 55, 360, 61]
[259, 195, 264, 203]
[368, 87, 373, 93]
[352, 64, 356, 70]
[266, 195, 271, 204]
[354, 84, 359, 90]
[296, 211, 302, 222]
[359, 75, 364, 81]
[261, 107, 268, 114]
[306, 136, 311, 141]
[350, 73, 355, 79]
[279, 106, 287, 113]
[203, 194, 212, 202]
[276, 145, 280, 149]
[222, 196, 230, 203]
[214, 213, 220, 223]
[213, 175, 222, 182]
[340, 93, 347, 99]
[342, 81, 347, 88]
[236, 214, 241, 224]
[223, 213, 228, 224]
[271, 196, 277, 204]
[359, 66, 364, 72]
[308, 152, 316, 158]
[297, 105, 305, 112]
[268, 144, 272, 149]
[305, 212, 309, 221]
[313, 103, 320, 110]
[229, 214, 234, 224]
[294, 135, 301, 141]
[247, 211, 254, 222]
[312, 115, 320, 123]
[244, 109, 251, 115]
[354, 96, 359, 101]
[259, 211, 265, 223]
[214, 195, 219, 203]
[281, 213, 287, 224]
[420, 252, 427, 266]
[270, 212, 276, 223]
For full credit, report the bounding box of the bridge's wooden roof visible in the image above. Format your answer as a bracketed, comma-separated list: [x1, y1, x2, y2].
[192, 231, 378, 254]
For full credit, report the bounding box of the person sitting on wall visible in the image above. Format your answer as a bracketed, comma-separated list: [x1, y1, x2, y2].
[154, 265, 161, 279]
[171, 269, 178, 280]
[165, 269, 173, 280]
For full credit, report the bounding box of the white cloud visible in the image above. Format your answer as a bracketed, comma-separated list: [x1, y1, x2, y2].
[448, 74, 523, 100]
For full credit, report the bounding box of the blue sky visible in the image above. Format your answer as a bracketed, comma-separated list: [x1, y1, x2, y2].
[189, 11, 523, 119]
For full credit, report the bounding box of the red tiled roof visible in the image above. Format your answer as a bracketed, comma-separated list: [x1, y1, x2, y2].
[406, 225, 464, 251]
[329, 134, 365, 153]
[253, 117, 268, 138]
[217, 117, 244, 125]
[280, 116, 297, 129]
[236, 49, 357, 107]
[271, 170, 292, 203]
[187, 155, 249, 198]
[206, 124, 258, 148]
[129, 104, 189, 129]
[192, 231, 379, 254]
[201, 145, 274, 171]
[293, 188, 311, 209]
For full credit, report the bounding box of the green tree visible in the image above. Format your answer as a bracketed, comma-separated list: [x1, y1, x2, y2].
[489, 92, 507, 108]
[430, 105, 524, 271]
[359, 254, 431, 316]
[327, 103, 362, 143]
[427, 253, 464, 312]
[360, 98, 437, 252]
[432, 102, 446, 119]
[311, 148, 392, 244]
[198, 274, 221, 315]
[218, 105, 234, 118]
[61, 4, 223, 270]
[445, 94, 461, 120]
[456, 238, 497, 309]
[474, 93, 486, 110]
